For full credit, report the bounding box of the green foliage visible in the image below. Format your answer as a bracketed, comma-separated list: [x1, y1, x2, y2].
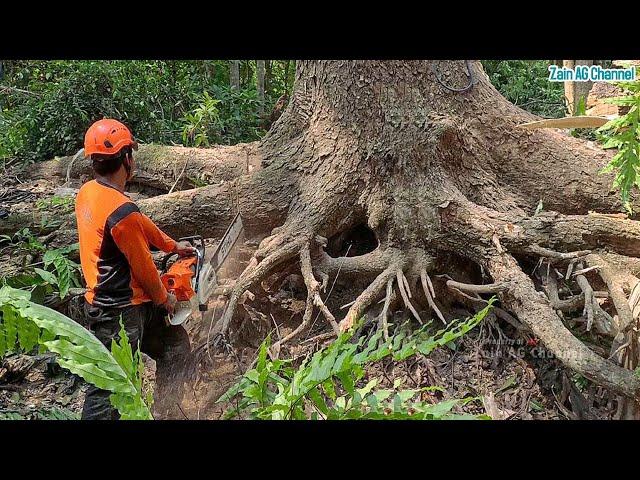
[181, 91, 221, 147]
[0, 240, 80, 301]
[0, 288, 40, 356]
[107, 319, 153, 419]
[482, 61, 565, 118]
[206, 84, 265, 144]
[1, 60, 295, 162]
[0, 228, 45, 255]
[0, 407, 80, 420]
[220, 300, 494, 420]
[0, 285, 152, 419]
[42, 245, 81, 299]
[574, 95, 587, 116]
[0, 411, 24, 420]
[36, 195, 75, 215]
[597, 76, 640, 213]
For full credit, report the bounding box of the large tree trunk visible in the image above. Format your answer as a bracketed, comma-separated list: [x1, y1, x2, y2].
[265, 60, 272, 96]
[230, 61, 240, 90]
[256, 60, 265, 116]
[9, 60, 640, 404]
[20, 143, 262, 193]
[563, 60, 594, 115]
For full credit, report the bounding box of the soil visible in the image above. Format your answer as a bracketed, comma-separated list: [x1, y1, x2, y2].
[0, 294, 616, 421]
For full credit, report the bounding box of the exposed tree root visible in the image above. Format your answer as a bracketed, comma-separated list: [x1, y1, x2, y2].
[213, 236, 307, 338]
[420, 269, 446, 324]
[442, 278, 509, 295]
[378, 277, 395, 340]
[396, 269, 423, 325]
[440, 197, 640, 400]
[441, 200, 640, 259]
[300, 242, 340, 334]
[267, 240, 342, 357]
[340, 262, 400, 333]
[574, 262, 596, 331]
[542, 267, 609, 319]
[528, 245, 591, 262]
[487, 253, 640, 399]
[585, 253, 635, 333]
[313, 248, 390, 278]
[577, 253, 640, 418]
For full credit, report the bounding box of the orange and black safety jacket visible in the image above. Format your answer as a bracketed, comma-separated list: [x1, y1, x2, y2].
[75, 179, 177, 308]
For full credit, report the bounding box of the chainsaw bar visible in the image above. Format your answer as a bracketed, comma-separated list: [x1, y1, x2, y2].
[166, 214, 244, 326]
[209, 212, 244, 272]
[195, 212, 244, 311]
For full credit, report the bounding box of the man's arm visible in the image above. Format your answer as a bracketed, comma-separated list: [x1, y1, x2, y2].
[110, 211, 169, 306]
[139, 213, 196, 256]
[138, 213, 177, 253]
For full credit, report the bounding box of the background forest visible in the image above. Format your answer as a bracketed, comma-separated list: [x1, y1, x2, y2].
[0, 60, 563, 164]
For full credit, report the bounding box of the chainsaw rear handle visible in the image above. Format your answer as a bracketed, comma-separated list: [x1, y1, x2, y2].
[159, 235, 205, 273]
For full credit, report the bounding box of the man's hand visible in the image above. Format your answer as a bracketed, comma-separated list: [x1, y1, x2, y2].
[162, 292, 177, 315]
[174, 240, 197, 257]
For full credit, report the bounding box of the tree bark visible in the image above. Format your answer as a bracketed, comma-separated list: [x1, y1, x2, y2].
[257, 60, 266, 116]
[19, 143, 262, 192]
[230, 61, 240, 90]
[563, 60, 594, 115]
[243, 61, 252, 87]
[284, 60, 291, 96]
[265, 60, 272, 96]
[204, 61, 215, 81]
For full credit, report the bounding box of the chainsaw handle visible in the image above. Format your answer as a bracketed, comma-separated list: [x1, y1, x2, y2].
[160, 235, 204, 273]
[160, 252, 180, 273]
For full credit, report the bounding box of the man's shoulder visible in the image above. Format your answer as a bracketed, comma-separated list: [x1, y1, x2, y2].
[106, 202, 141, 229]
[76, 180, 139, 223]
[77, 179, 95, 194]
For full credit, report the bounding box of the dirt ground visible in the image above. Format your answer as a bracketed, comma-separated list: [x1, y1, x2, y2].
[1, 313, 614, 420]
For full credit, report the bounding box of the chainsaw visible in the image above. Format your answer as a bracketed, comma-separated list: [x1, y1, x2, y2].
[159, 213, 244, 325]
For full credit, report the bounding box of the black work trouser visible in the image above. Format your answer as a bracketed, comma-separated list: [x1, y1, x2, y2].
[80, 301, 192, 420]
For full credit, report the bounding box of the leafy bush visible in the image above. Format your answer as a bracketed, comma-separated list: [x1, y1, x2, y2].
[0, 237, 81, 303]
[482, 61, 565, 118]
[597, 75, 640, 212]
[0, 285, 152, 419]
[219, 300, 494, 420]
[1, 60, 294, 162]
[0, 407, 79, 420]
[181, 91, 222, 147]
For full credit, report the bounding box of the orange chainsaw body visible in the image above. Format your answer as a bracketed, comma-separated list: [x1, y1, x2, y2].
[160, 256, 197, 301]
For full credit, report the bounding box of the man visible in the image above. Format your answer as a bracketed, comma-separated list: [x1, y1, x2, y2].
[76, 118, 195, 420]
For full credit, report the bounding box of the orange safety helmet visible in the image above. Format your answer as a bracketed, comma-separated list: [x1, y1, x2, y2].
[84, 119, 138, 157]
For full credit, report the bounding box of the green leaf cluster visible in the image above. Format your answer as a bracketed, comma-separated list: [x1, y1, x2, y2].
[0, 285, 152, 419]
[482, 61, 565, 118]
[597, 78, 640, 213]
[0, 239, 80, 301]
[1, 60, 295, 162]
[220, 299, 495, 420]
